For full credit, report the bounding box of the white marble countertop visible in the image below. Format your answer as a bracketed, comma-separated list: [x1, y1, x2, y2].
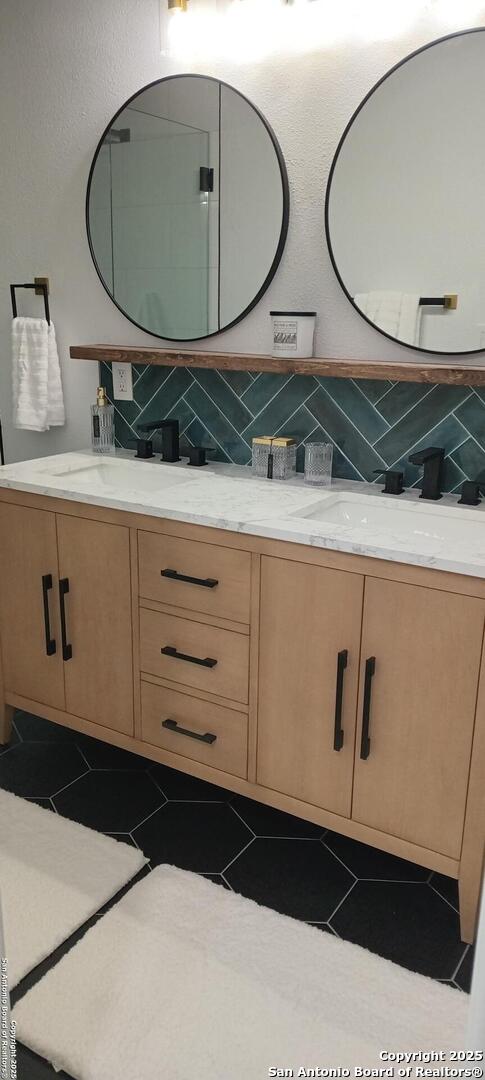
[1, 449, 485, 579]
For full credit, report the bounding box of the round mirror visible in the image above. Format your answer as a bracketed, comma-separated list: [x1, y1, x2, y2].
[87, 74, 289, 342]
[325, 28, 485, 355]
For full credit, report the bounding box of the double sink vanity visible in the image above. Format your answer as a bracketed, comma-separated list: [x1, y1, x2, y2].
[0, 448, 484, 945]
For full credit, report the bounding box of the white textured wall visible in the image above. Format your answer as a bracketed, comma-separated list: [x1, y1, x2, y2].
[1, 0, 484, 463]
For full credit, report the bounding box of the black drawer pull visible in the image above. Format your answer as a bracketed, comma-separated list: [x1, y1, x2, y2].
[360, 656, 376, 760]
[162, 719, 217, 745]
[333, 649, 348, 751]
[161, 568, 218, 589]
[41, 574, 56, 657]
[161, 646, 217, 669]
[59, 578, 73, 662]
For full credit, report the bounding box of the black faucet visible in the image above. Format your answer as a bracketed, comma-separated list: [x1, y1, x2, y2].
[408, 446, 444, 501]
[138, 419, 180, 463]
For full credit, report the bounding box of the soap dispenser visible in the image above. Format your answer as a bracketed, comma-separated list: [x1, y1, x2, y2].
[91, 387, 115, 454]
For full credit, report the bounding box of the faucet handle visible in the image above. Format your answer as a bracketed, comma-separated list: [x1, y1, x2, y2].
[127, 437, 154, 459]
[183, 446, 216, 468]
[458, 480, 485, 506]
[373, 469, 405, 496]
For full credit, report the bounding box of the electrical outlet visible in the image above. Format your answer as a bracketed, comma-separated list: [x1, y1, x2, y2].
[112, 362, 133, 401]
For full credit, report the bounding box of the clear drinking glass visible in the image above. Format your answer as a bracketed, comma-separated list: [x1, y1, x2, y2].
[304, 442, 333, 486]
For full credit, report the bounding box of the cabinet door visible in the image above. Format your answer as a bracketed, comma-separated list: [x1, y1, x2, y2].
[56, 516, 133, 734]
[0, 504, 65, 709]
[352, 578, 485, 858]
[257, 557, 364, 817]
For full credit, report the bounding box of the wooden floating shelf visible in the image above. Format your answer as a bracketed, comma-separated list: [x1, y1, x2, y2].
[69, 344, 485, 386]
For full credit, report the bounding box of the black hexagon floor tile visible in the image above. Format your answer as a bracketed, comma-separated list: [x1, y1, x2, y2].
[14, 711, 77, 743]
[0, 723, 20, 753]
[331, 881, 466, 980]
[77, 736, 150, 771]
[149, 761, 233, 801]
[226, 837, 354, 922]
[231, 795, 324, 838]
[27, 797, 54, 811]
[201, 873, 231, 889]
[16, 1044, 72, 1080]
[429, 872, 460, 911]
[324, 833, 428, 881]
[455, 945, 475, 992]
[133, 802, 251, 872]
[105, 832, 138, 847]
[0, 743, 87, 798]
[53, 770, 164, 832]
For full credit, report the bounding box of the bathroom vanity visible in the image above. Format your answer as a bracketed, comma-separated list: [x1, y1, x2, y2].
[0, 452, 484, 945]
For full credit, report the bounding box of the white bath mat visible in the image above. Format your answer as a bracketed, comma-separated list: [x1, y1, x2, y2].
[14, 866, 467, 1079]
[0, 788, 147, 987]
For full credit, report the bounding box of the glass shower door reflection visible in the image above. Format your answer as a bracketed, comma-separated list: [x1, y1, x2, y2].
[109, 113, 212, 339]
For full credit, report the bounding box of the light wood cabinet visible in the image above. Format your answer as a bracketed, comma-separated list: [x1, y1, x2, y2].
[141, 679, 248, 778]
[1, 489, 484, 944]
[257, 557, 363, 817]
[0, 502, 133, 735]
[138, 531, 251, 624]
[0, 504, 65, 710]
[140, 608, 249, 703]
[56, 516, 133, 734]
[352, 578, 485, 859]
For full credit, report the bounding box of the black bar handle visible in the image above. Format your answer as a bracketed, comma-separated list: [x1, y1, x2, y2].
[333, 649, 348, 751]
[161, 646, 217, 669]
[59, 578, 73, 662]
[360, 657, 376, 760]
[161, 568, 218, 589]
[162, 719, 217, 745]
[41, 574, 56, 657]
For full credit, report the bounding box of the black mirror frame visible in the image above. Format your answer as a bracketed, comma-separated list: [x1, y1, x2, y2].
[86, 73, 290, 344]
[325, 26, 485, 357]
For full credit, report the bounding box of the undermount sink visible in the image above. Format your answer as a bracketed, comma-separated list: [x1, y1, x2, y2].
[35, 459, 194, 494]
[293, 491, 485, 544]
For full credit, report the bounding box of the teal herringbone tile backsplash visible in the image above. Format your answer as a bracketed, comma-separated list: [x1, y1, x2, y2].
[101, 362, 485, 493]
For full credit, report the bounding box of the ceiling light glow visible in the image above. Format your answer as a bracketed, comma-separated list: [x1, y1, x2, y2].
[164, 0, 485, 61]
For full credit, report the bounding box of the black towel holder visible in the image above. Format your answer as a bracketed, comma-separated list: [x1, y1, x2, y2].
[10, 277, 50, 325]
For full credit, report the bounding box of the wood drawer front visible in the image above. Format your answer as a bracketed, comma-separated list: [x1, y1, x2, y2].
[141, 681, 248, 777]
[140, 608, 249, 703]
[138, 531, 251, 624]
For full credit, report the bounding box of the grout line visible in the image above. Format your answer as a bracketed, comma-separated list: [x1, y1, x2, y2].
[221, 836, 255, 875]
[301, 407, 367, 482]
[369, 382, 396, 408]
[327, 879, 358, 926]
[427, 881, 460, 914]
[270, 392, 320, 439]
[134, 367, 191, 421]
[130, 800, 167, 836]
[220, 872, 234, 891]
[451, 944, 471, 983]
[239, 373, 295, 433]
[385, 395, 474, 472]
[76, 745, 92, 771]
[12, 717, 22, 742]
[228, 803, 257, 837]
[307, 383, 389, 466]
[320, 838, 357, 880]
[188, 377, 253, 451]
[182, 400, 241, 463]
[50, 769, 91, 800]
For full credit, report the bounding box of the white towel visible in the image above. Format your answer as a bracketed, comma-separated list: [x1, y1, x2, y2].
[12, 317, 65, 432]
[354, 291, 422, 347]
